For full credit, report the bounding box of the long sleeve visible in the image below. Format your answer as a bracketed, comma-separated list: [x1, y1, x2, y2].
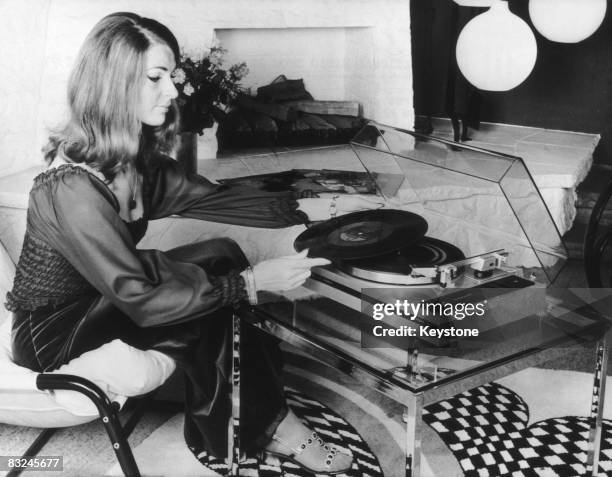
[28, 167, 246, 327]
[146, 156, 309, 227]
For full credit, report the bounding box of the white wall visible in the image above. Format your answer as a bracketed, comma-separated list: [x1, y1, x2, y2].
[0, 0, 413, 176]
[217, 28, 350, 101]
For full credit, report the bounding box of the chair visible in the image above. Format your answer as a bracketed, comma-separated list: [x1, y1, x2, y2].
[0, 241, 176, 477]
[584, 180, 612, 287]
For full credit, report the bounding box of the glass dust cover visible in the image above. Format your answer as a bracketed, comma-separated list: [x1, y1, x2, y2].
[349, 121, 567, 285]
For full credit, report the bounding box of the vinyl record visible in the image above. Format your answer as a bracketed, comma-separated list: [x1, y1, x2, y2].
[294, 209, 428, 260]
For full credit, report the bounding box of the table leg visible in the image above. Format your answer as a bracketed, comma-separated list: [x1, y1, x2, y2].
[227, 313, 241, 476]
[404, 395, 424, 477]
[587, 327, 610, 476]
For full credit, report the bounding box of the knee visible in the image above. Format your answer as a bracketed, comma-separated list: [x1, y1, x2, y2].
[204, 238, 249, 273]
[207, 237, 243, 256]
[166, 237, 250, 274]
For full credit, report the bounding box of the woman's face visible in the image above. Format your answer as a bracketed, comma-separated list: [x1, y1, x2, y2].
[137, 43, 178, 126]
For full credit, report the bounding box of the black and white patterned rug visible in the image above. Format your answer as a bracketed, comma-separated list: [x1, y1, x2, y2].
[191, 389, 384, 477]
[191, 383, 612, 477]
[423, 382, 612, 477]
[104, 367, 612, 477]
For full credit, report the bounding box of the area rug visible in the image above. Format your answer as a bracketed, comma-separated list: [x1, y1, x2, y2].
[190, 389, 383, 477]
[423, 382, 612, 476]
[105, 366, 612, 477]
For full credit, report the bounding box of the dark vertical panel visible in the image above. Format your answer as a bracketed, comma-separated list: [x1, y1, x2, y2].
[411, 0, 612, 163]
[410, 0, 483, 139]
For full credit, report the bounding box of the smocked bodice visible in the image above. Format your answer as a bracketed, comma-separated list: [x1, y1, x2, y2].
[6, 233, 95, 311]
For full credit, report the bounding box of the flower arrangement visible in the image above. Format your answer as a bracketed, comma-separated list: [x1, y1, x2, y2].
[171, 46, 249, 134]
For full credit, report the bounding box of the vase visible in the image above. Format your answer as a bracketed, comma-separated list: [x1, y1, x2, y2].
[175, 132, 198, 175]
[197, 121, 219, 161]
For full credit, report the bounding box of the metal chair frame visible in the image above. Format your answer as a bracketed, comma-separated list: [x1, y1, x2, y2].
[5, 314, 242, 477]
[5, 373, 147, 477]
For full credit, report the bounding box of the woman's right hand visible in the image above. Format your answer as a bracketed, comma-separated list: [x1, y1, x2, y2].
[252, 249, 330, 292]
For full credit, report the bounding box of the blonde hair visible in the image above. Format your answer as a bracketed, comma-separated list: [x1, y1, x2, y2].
[44, 12, 181, 178]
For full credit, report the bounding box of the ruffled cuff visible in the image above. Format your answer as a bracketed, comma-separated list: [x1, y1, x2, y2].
[211, 270, 249, 308]
[268, 196, 309, 225]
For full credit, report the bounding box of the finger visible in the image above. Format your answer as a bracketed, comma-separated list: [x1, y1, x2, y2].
[281, 249, 309, 259]
[288, 279, 307, 289]
[285, 257, 331, 268]
[299, 257, 331, 268]
[289, 270, 311, 285]
[288, 273, 311, 289]
[310, 258, 332, 266]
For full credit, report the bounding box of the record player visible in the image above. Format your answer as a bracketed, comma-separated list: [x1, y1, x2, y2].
[292, 122, 568, 344]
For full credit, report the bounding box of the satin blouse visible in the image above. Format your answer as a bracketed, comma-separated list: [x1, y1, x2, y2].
[6, 156, 307, 326]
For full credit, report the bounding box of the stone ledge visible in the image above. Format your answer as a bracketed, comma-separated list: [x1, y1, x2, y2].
[429, 118, 599, 190]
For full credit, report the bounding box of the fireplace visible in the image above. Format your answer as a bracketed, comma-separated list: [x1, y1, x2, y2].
[214, 27, 373, 149]
[1, 0, 414, 173]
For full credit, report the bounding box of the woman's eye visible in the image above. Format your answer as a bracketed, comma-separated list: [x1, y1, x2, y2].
[147, 76, 161, 83]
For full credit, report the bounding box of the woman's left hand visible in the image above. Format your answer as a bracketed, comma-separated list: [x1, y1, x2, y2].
[297, 194, 386, 222]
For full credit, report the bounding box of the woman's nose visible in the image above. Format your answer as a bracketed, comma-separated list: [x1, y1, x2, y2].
[164, 77, 179, 99]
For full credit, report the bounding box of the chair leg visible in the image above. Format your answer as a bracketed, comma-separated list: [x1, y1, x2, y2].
[99, 402, 141, 477]
[36, 374, 142, 477]
[6, 428, 58, 477]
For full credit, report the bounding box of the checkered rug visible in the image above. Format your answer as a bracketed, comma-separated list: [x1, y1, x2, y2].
[191, 389, 384, 477]
[423, 382, 612, 476]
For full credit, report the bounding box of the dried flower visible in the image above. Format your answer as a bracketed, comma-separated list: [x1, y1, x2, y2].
[183, 82, 194, 96]
[172, 68, 186, 85]
[172, 45, 249, 134]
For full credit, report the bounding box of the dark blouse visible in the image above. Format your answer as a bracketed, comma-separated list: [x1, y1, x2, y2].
[6, 157, 307, 326]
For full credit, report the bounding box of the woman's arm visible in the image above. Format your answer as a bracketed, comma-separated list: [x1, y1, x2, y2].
[146, 157, 384, 226]
[146, 157, 308, 227]
[29, 167, 329, 324]
[30, 168, 248, 327]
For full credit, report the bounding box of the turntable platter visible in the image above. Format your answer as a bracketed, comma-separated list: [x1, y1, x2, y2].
[337, 237, 465, 285]
[294, 209, 428, 260]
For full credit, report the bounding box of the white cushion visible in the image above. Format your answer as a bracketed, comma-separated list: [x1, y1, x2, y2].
[0, 316, 96, 426]
[0, 241, 176, 427]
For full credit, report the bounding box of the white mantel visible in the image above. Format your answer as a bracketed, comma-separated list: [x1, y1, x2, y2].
[0, 0, 413, 176]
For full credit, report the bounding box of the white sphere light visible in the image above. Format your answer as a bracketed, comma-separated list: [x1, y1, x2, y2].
[529, 0, 606, 43]
[456, 0, 538, 91]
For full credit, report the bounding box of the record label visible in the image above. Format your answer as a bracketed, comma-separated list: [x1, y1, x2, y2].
[329, 220, 394, 247]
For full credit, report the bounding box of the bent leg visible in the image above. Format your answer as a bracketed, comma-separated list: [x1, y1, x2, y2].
[12, 237, 288, 458]
[163, 238, 288, 455]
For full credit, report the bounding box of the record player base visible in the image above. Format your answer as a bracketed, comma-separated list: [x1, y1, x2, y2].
[305, 273, 545, 347]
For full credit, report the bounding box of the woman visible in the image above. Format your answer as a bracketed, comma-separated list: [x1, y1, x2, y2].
[6, 12, 382, 474]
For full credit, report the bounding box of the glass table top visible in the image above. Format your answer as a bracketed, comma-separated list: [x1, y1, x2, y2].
[250, 286, 612, 394]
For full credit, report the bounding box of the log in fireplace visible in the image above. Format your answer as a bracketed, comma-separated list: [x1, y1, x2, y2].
[218, 75, 366, 150]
